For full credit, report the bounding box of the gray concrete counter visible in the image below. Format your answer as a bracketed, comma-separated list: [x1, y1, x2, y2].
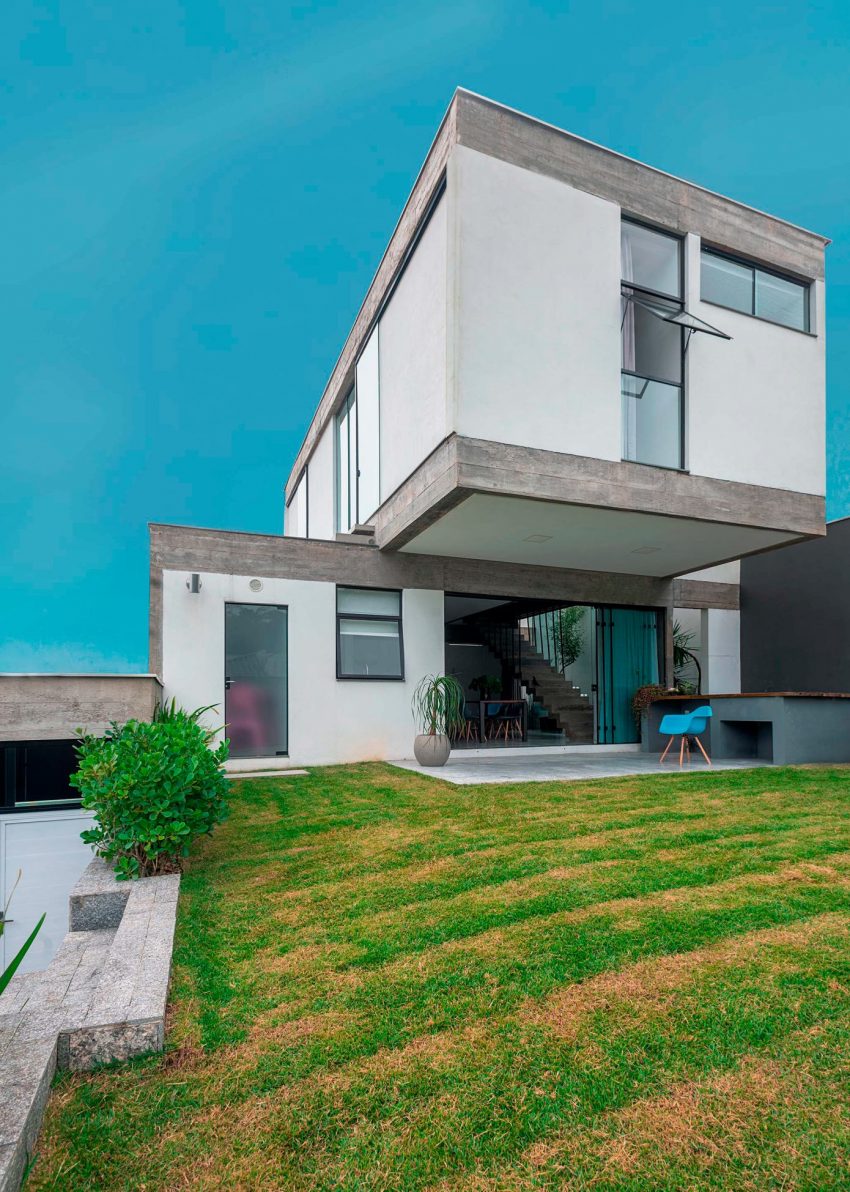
[642, 693, 850, 765]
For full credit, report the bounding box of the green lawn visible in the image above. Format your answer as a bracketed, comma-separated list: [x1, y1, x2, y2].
[30, 763, 850, 1190]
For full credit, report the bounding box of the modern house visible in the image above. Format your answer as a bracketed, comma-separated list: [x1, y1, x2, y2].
[150, 90, 827, 769]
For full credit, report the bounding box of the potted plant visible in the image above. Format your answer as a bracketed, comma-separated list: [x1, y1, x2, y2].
[412, 674, 465, 767]
[469, 674, 501, 700]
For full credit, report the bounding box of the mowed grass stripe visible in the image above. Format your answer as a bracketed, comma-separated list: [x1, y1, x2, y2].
[27, 765, 850, 1191]
[246, 823, 850, 966]
[186, 847, 850, 1051]
[442, 1013, 850, 1189]
[194, 766, 846, 888]
[232, 811, 848, 934]
[39, 853, 850, 1161]
[131, 915, 850, 1190]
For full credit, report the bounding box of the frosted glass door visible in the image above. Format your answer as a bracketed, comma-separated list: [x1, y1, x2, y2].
[225, 604, 288, 758]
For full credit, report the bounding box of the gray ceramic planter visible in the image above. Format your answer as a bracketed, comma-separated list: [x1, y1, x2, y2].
[413, 733, 451, 767]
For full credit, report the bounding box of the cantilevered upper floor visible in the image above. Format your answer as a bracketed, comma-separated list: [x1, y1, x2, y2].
[283, 90, 828, 578]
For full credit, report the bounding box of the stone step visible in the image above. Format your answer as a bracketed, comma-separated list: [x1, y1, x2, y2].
[0, 859, 180, 1192]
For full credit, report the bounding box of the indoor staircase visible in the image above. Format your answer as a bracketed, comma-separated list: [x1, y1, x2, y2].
[519, 644, 594, 742]
[472, 624, 595, 743]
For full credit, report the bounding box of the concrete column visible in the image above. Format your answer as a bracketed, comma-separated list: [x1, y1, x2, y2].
[663, 603, 676, 689]
[700, 608, 741, 695]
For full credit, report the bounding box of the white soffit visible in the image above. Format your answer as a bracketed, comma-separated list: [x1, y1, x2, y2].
[399, 493, 792, 576]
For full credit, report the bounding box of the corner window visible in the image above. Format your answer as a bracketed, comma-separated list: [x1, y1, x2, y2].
[335, 329, 381, 534]
[336, 388, 358, 534]
[701, 249, 810, 332]
[621, 219, 684, 470]
[336, 587, 403, 679]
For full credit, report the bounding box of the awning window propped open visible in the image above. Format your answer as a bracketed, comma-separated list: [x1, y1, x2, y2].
[622, 288, 732, 350]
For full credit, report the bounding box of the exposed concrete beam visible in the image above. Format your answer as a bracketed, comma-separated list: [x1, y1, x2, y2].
[672, 579, 740, 611]
[0, 675, 162, 742]
[456, 91, 827, 281]
[148, 522, 675, 674]
[371, 435, 826, 550]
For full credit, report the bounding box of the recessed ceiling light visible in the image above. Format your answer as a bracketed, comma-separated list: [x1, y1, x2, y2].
[630, 545, 662, 555]
[524, 533, 553, 543]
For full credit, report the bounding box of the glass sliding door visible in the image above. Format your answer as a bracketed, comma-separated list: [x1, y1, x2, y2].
[225, 604, 288, 758]
[596, 607, 662, 744]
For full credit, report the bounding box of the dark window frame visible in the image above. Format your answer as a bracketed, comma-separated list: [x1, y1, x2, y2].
[336, 585, 405, 681]
[620, 217, 686, 472]
[700, 246, 811, 333]
[335, 386, 358, 533]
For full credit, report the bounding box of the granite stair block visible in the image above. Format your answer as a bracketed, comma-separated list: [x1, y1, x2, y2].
[0, 859, 180, 1192]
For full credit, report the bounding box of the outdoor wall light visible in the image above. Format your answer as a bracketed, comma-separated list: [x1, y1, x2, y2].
[186, 573, 202, 593]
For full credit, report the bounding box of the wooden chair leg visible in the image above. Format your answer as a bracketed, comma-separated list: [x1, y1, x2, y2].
[679, 736, 685, 768]
[659, 736, 673, 763]
[694, 735, 712, 766]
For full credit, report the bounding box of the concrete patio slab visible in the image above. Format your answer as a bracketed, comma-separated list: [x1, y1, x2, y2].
[389, 751, 770, 786]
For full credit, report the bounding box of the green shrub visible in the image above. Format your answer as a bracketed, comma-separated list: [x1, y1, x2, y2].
[72, 702, 229, 880]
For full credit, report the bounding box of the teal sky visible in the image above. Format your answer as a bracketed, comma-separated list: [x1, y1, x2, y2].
[3, 1, 849, 672]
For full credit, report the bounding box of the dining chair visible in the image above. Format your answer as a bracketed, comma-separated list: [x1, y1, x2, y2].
[659, 705, 712, 767]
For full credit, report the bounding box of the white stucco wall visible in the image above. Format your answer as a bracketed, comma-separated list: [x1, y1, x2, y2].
[308, 424, 336, 540]
[679, 562, 741, 584]
[285, 472, 307, 538]
[685, 234, 825, 495]
[449, 144, 622, 461]
[161, 569, 444, 766]
[701, 608, 741, 694]
[378, 195, 448, 501]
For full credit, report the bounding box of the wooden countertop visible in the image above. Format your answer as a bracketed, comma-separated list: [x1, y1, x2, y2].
[651, 692, 850, 701]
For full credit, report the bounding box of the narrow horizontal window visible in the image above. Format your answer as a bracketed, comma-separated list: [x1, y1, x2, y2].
[336, 586, 403, 679]
[755, 269, 808, 331]
[701, 253, 752, 315]
[701, 248, 809, 332]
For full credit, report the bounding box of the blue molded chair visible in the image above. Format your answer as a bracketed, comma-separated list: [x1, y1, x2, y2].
[659, 705, 712, 767]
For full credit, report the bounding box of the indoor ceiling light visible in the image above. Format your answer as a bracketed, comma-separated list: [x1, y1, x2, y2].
[523, 533, 553, 543]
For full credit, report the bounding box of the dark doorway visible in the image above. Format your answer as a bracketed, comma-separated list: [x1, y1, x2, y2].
[444, 595, 662, 748]
[1, 740, 79, 809]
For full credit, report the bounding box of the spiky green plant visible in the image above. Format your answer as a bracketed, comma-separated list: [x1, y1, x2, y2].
[0, 870, 44, 997]
[673, 619, 702, 693]
[412, 674, 466, 737]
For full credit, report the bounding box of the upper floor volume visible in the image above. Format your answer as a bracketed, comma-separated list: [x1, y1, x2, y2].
[284, 90, 828, 579]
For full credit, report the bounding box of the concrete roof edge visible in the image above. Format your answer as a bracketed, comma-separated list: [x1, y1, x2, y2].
[455, 88, 831, 246]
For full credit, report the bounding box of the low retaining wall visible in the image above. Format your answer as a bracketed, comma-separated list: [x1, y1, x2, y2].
[641, 693, 850, 764]
[0, 673, 163, 742]
[0, 859, 179, 1192]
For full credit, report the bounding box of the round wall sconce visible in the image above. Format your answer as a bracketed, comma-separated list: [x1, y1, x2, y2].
[249, 579, 263, 592]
